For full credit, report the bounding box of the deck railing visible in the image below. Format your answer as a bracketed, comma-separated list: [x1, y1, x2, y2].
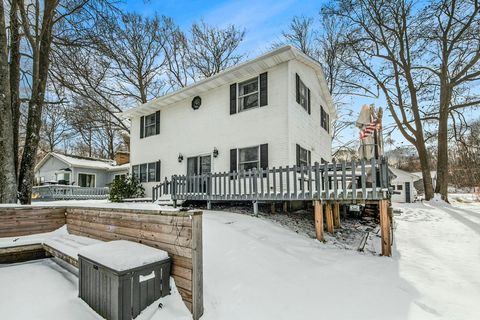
[153, 158, 390, 203]
[32, 185, 110, 200]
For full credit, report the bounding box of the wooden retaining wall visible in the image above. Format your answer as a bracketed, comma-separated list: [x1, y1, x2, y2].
[0, 207, 66, 237]
[65, 207, 204, 320]
[0, 206, 204, 320]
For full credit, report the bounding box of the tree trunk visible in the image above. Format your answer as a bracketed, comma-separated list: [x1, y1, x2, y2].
[18, 0, 57, 204]
[415, 131, 435, 200]
[0, 2, 18, 203]
[435, 83, 452, 202]
[10, 0, 21, 179]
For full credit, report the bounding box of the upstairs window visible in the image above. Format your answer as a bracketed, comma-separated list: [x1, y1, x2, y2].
[230, 72, 268, 114]
[238, 77, 259, 111]
[296, 74, 311, 114]
[321, 106, 330, 133]
[140, 111, 160, 138]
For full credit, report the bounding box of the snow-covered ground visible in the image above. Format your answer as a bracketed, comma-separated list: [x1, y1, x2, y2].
[1, 198, 479, 319]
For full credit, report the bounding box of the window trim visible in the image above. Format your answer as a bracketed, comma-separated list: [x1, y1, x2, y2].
[55, 171, 71, 185]
[321, 106, 330, 133]
[238, 145, 260, 172]
[144, 113, 157, 138]
[147, 162, 157, 182]
[77, 172, 96, 188]
[237, 76, 260, 112]
[297, 77, 310, 112]
[296, 144, 312, 168]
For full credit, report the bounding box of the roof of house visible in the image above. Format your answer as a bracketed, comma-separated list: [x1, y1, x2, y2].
[120, 45, 336, 119]
[35, 152, 130, 172]
[411, 171, 437, 179]
[390, 167, 422, 182]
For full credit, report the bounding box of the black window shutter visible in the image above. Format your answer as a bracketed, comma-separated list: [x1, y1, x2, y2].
[320, 106, 324, 129]
[327, 113, 330, 133]
[307, 89, 311, 114]
[155, 160, 161, 182]
[230, 83, 237, 115]
[308, 150, 312, 166]
[260, 144, 268, 169]
[230, 148, 237, 173]
[296, 144, 300, 166]
[295, 74, 300, 104]
[259, 72, 268, 107]
[140, 116, 144, 139]
[155, 111, 160, 135]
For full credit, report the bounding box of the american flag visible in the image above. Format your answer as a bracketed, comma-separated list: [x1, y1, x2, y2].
[359, 119, 381, 140]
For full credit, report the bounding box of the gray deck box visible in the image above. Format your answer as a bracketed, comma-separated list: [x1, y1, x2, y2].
[78, 240, 171, 320]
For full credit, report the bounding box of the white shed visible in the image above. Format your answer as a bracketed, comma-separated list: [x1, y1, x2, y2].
[390, 168, 421, 203]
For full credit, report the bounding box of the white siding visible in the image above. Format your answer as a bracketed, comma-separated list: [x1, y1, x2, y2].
[131, 60, 334, 196]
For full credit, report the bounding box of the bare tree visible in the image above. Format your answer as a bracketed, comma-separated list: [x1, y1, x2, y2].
[0, 2, 18, 203]
[162, 17, 195, 88]
[323, 0, 435, 199]
[281, 16, 317, 57]
[189, 20, 245, 78]
[420, 0, 480, 201]
[93, 13, 166, 104]
[40, 103, 71, 153]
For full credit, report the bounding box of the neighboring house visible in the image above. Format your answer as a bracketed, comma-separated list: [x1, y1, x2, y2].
[390, 168, 421, 203]
[34, 152, 130, 188]
[412, 171, 437, 195]
[121, 45, 336, 196]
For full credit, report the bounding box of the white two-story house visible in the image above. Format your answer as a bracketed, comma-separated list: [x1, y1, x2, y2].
[121, 45, 336, 196]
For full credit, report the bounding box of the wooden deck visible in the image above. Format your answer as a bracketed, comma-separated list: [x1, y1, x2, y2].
[153, 158, 390, 204]
[32, 185, 109, 200]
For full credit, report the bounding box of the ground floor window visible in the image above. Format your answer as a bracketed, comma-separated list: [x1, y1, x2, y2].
[296, 144, 311, 167]
[78, 173, 95, 187]
[238, 146, 260, 171]
[132, 161, 161, 183]
[114, 174, 126, 181]
[55, 172, 70, 185]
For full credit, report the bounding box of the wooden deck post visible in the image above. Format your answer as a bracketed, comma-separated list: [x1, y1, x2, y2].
[206, 201, 211, 210]
[283, 201, 288, 213]
[253, 201, 258, 216]
[271, 202, 276, 214]
[379, 200, 392, 257]
[314, 200, 324, 241]
[325, 203, 334, 234]
[333, 202, 341, 228]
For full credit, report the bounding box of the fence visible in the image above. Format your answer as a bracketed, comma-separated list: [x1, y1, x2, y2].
[32, 185, 109, 200]
[153, 158, 390, 203]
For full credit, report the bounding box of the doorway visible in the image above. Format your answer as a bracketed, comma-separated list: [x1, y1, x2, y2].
[187, 155, 211, 192]
[405, 182, 411, 203]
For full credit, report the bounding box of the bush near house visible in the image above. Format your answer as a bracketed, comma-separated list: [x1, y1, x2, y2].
[109, 175, 145, 202]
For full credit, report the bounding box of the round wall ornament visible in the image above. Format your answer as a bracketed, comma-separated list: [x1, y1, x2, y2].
[192, 96, 202, 110]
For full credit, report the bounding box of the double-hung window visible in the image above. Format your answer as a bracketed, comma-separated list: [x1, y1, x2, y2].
[238, 146, 260, 171]
[296, 74, 310, 113]
[140, 111, 160, 138]
[147, 162, 156, 182]
[321, 106, 330, 132]
[238, 77, 259, 111]
[144, 113, 157, 137]
[78, 173, 95, 187]
[296, 144, 311, 168]
[140, 164, 147, 183]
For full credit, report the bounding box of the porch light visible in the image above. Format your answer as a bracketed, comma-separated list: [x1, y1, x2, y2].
[178, 153, 184, 163]
[213, 147, 219, 158]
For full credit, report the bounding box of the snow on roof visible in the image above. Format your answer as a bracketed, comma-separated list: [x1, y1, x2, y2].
[411, 171, 437, 179]
[390, 167, 422, 181]
[35, 152, 130, 172]
[78, 240, 169, 272]
[121, 45, 336, 119]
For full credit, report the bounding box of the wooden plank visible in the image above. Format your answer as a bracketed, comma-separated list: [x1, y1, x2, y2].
[351, 160, 356, 200]
[314, 201, 324, 241]
[332, 160, 338, 199]
[286, 166, 290, 199]
[325, 203, 334, 234]
[279, 167, 283, 198]
[379, 200, 392, 257]
[192, 214, 204, 320]
[333, 203, 341, 228]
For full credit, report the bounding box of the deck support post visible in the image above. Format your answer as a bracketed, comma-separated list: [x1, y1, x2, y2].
[207, 201, 211, 210]
[173, 200, 177, 208]
[379, 200, 392, 257]
[333, 202, 341, 228]
[270, 203, 276, 214]
[314, 200, 324, 241]
[325, 203, 334, 234]
[253, 201, 258, 216]
[283, 201, 288, 213]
